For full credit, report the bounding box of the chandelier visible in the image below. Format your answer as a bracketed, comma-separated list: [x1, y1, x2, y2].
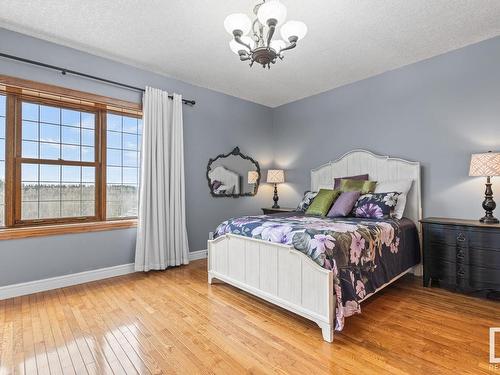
[224, 0, 307, 69]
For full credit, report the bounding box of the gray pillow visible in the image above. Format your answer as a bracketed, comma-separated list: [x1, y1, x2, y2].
[327, 191, 361, 218]
[296, 190, 318, 212]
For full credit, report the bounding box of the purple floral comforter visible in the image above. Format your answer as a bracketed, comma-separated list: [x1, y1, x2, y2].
[214, 213, 420, 331]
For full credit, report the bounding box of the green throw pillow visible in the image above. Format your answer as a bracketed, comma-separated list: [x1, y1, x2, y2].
[306, 189, 341, 216]
[339, 179, 377, 194]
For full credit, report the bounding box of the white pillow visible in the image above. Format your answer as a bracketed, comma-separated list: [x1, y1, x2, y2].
[374, 179, 413, 219]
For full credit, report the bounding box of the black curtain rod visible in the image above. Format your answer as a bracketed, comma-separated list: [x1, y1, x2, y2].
[0, 52, 196, 106]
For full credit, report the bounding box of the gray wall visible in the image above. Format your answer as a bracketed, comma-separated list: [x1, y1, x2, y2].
[272, 36, 500, 220]
[2, 28, 499, 287]
[0, 28, 273, 286]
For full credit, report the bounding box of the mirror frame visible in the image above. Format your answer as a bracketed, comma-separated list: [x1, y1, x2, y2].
[206, 146, 261, 198]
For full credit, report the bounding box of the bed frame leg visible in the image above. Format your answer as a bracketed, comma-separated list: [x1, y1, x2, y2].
[208, 273, 223, 284]
[318, 322, 334, 342]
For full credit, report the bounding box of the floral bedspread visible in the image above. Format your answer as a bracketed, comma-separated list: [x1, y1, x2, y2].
[214, 213, 420, 331]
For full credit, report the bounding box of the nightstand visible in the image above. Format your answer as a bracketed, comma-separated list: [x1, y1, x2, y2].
[421, 217, 500, 299]
[261, 207, 295, 215]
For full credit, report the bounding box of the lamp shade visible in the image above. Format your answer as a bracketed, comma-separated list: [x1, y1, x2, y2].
[280, 20, 308, 41]
[267, 169, 285, 184]
[224, 13, 251, 35]
[257, 0, 287, 26]
[469, 152, 500, 176]
[248, 171, 259, 184]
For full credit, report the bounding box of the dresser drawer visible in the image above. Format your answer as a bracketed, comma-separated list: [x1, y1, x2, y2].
[425, 224, 468, 245]
[425, 224, 500, 251]
[426, 244, 500, 270]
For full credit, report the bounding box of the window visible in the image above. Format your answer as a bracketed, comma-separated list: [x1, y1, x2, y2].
[0, 77, 142, 231]
[106, 113, 142, 218]
[20, 101, 98, 222]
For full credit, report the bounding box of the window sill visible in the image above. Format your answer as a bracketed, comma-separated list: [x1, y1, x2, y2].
[0, 219, 137, 240]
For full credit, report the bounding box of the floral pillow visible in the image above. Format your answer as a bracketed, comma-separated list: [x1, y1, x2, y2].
[296, 190, 318, 212]
[353, 192, 400, 219]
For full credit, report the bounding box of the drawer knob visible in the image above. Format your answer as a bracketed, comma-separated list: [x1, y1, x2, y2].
[456, 232, 466, 242]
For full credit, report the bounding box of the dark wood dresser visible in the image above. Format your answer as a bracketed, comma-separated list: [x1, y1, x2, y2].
[421, 217, 500, 299]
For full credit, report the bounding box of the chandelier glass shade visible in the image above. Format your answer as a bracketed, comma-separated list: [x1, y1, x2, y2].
[224, 0, 307, 69]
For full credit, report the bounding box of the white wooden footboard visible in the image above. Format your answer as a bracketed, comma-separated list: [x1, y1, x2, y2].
[208, 234, 335, 342]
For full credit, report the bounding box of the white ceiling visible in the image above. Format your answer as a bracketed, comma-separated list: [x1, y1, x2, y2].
[1, 1, 500, 107]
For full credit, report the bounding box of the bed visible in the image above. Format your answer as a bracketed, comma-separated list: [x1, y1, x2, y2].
[207, 150, 422, 342]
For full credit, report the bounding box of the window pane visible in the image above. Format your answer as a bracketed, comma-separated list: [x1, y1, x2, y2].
[82, 129, 94, 146]
[62, 166, 80, 182]
[22, 141, 39, 158]
[123, 168, 138, 184]
[0, 117, 5, 138]
[107, 131, 121, 148]
[0, 95, 5, 117]
[0, 140, 4, 161]
[21, 201, 38, 220]
[39, 184, 60, 201]
[62, 126, 80, 145]
[40, 201, 60, 218]
[22, 102, 38, 121]
[40, 165, 60, 182]
[40, 105, 60, 124]
[82, 147, 94, 162]
[22, 164, 39, 181]
[107, 167, 121, 183]
[105, 113, 142, 219]
[81, 201, 95, 216]
[81, 113, 95, 129]
[123, 151, 138, 167]
[40, 123, 60, 143]
[107, 149, 121, 166]
[61, 201, 81, 217]
[107, 114, 122, 131]
[123, 117, 137, 133]
[22, 163, 96, 220]
[82, 183, 95, 201]
[62, 145, 80, 161]
[40, 142, 60, 160]
[61, 183, 81, 201]
[21, 101, 97, 184]
[62, 109, 80, 127]
[22, 121, 38, 141]
[123, 133, 138, 150]
[82, 167, 95, 183]
[22, 182, 38, 201]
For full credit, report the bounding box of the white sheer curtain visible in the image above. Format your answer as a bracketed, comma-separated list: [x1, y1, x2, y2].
[135, 87, 189, 271]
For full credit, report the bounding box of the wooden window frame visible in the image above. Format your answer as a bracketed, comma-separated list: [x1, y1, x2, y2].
[0, 75, 142, 237]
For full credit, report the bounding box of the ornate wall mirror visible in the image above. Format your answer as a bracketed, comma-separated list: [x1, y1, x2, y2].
[207, 147, 260, 197]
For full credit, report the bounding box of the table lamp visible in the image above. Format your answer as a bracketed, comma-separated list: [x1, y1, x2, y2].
[469, 151, 500, 224]
[267, 169, 285, 208]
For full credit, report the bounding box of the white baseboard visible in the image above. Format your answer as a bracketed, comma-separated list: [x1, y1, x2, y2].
[0, 263, 135, 300]
[189, 249, 208, 261]
[0, 250, 208, 300]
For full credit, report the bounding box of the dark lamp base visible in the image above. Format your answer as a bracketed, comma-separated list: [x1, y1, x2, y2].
[480, 216, 499, 224]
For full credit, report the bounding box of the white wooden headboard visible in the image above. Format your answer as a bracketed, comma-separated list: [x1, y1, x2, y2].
[311, 149, 422, 226]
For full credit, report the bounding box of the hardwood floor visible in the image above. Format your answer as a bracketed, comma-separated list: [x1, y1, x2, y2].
[0, 259, 498, 374]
